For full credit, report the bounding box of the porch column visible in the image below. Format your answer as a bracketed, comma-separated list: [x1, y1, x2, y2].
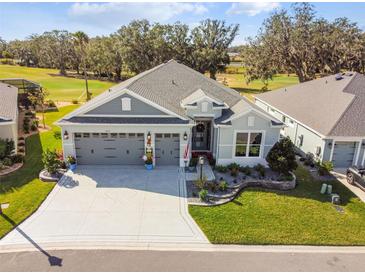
[353, 141, 362, 166]
[329, 140, 335, 162]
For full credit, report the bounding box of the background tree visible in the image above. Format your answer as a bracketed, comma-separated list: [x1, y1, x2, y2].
[190, 19, 239, 79]
[241, 3, 365, 84]
[73, 31, 91, 101]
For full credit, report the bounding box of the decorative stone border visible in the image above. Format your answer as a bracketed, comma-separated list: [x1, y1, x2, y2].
[39, 169, 65, 182]
[0, 163, 24, 176]
[189, 172, 296, 206]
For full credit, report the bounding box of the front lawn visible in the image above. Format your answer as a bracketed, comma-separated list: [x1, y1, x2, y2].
[189, 165, 365, 245]
[0, 105, 79, 238]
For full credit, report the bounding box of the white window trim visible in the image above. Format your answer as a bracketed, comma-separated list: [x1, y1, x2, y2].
[232, 130, 266, 159]
[121, 97, 131, 111]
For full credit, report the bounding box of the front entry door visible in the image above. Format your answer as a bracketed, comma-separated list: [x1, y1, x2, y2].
[192, 120, 211, 151]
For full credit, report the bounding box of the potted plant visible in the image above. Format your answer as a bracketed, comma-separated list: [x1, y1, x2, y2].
[143, 152, 153, 170]
[66, 155, 77, 171]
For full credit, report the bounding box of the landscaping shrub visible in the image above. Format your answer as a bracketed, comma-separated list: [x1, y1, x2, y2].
[42, 149, 61, 174]
[230, 167, 239, 177]
[215, 165, 228, 173]
[199, 189, 208, 201]
[72, 99, 78, 104]
[30, 124, 37, 131]
[0, 138, 14, 159]
[18, 148, 25, 153]
[0, 161, 4, 170]
[227, 163, 240, 171]
[239, 165, 251, 176]
[207, 181, 219, 193]
[277, 174, 294, 181]
[304, 152, 315, 166]
[219, 180, 228, 191]
[266, 137, 297, 175]
[53, 131, 61, 139]
[23, 121, 30, 133]
[66, 155, 76, 165]
[18, 136, 25, 141]
[254, 164, 266, 177]
[47, 100, 56, 108]
[2, 157, 12, 167]
[195, 176, 207, 190]
[317, 161, 334, 176]
[10, 154, 24, 163]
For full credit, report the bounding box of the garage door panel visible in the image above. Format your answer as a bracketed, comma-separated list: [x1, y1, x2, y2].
[155, 134, 180, 165]
[332, 142, 356, 168]
[75, 133, 144, 165]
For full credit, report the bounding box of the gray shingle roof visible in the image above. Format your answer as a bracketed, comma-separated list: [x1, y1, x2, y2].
[61, 60, 281, 126]
[0, 83, 18, 122]
[61, 117, 190, 125]
[125, 60, 243, 118]
[256, 72, 365, 137]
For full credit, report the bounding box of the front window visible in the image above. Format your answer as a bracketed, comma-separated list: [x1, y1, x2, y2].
[235, 132, 263, 157]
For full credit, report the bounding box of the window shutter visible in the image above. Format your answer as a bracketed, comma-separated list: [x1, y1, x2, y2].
[248, 116, 255, 127]
[121, 97, 131, 111]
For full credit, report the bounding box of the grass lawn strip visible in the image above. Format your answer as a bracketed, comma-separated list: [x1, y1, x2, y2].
[189, 165, 365, 245]
[0, 65, 114, 102]
[0, 105, 79, 238]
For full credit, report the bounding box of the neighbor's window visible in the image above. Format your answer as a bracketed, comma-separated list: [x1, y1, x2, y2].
[121, 97, 131, 111]
[235, 132, 263, 157]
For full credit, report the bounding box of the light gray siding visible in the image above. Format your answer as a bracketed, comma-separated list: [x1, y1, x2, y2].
[0, 122, 18, 150]
[185, 100, 222, 118]
[216, 111, 280, 166]
[86, 94, 168, 116]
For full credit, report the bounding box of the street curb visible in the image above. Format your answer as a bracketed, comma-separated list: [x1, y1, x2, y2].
[1, 241, 365, 254]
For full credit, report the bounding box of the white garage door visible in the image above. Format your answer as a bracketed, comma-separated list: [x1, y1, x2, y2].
[75, 133, 145, 165]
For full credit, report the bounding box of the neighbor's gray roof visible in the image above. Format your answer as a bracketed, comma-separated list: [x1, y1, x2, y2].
[60, 117, 190, 125]
[256, 72, 365, 137]
[0, 83, 18, 123]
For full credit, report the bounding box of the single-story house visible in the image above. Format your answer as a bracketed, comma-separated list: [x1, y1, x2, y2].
[255, 72, 365, 168]
[56, 60, 283, 167]
[0, 82, 18, 149]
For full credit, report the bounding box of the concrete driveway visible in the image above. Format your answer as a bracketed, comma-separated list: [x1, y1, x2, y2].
[0, 166, 207, 248]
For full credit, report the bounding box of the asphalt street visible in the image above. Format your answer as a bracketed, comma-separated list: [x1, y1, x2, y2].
[1, 249, 365, 271]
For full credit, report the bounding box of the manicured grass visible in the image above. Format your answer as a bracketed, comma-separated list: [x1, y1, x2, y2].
[0, 65, 114, 102]
[216, 69, 299, 101]
[0, 105, 79, 238]
[189, 165, 365, 245]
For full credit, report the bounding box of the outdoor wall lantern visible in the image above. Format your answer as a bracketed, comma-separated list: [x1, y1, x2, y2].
[147, 132, 151, 140]
[183, 132, 188, 141]
[328, 142, 332, 148]
[63, 130, 69, 140]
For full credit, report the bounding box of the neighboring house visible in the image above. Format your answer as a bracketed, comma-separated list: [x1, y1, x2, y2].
[56, 60, 282, 167]
[255, 72, 365, 168]
[0, 83, 18, 149]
